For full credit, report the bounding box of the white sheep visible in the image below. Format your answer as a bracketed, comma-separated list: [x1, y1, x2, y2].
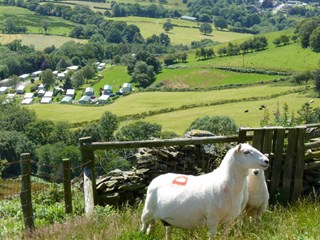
[140, 143, 269, 239]
[243, 168, 269, 220]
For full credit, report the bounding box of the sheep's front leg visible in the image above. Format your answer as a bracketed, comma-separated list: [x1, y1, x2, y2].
[207, 217, 218, 240]
[165, 226, 173, 240]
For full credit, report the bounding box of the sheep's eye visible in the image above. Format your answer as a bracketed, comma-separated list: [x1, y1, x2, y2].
[244, 150, 250, 155]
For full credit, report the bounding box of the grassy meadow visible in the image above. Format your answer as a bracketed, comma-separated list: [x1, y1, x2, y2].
[23, 197, 320, 240]
[105, 16, 252, 45]
[61, 0, 187, 11]
[0, 6, 85, 50]
[25, 84, 314, 135]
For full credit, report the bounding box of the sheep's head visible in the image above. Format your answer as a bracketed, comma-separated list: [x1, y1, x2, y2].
[235, 143, 269, 171]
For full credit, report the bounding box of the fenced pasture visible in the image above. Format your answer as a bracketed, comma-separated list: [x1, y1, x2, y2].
[61, 0, 187, 11]
[156, 67, 282, 88]
[0, 6, 76, 35]
[2, 123, 320, 239]
[25, 84, 311, 134]
[201, 42, 320, 72]
[105, 16, 252, 45]
[0, 34, 88, 51]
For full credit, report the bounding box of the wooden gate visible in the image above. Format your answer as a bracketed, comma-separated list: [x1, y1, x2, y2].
[238, 126, 306, 204]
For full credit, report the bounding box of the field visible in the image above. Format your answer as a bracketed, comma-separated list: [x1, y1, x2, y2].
[60, 0, 187, 11]
[105, 16, 252, 45]
[0, 6, 85, 50]
[0, 33, 88, 50]
[156, 67, 281, 88]
[25, 84, 315, 135]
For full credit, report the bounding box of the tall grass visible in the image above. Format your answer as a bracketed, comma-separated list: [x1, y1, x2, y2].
[24, 197, 320, 240]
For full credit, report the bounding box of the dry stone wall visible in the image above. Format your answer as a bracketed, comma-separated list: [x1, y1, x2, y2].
[96, 130, 219, 206]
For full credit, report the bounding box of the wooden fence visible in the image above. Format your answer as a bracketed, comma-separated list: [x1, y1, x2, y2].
[19, 123, 320, 229]
[79, 124, 320, 215]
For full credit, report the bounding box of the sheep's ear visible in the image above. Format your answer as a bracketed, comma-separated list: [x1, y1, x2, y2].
[236, 143, 242, 151]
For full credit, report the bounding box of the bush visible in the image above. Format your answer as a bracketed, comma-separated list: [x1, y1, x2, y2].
[186, 115, 238, 136]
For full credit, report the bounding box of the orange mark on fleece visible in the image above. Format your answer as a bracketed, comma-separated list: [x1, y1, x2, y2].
[172, 176, 188, 186]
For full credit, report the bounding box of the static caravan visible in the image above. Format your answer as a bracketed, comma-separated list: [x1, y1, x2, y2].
[24, 92, 34, 99]
[57, 72, 66, 80]
[19, 74, 30, 80]
[66, 89, 75, 98]
[97, 62, 106, 71]
[0, 86, 9, 95]
[21, 98, 33, 105]
[38, 89, 45, 97]
[40, 97, 53, 104]
[98, 95, 110, 104]
[44, 91, 54, 98]
[78, 95, 91, 104]
[84, 87, 94, 96]
[60, 96, 73, 104]
[31, 70, 42, 77]
[103, 85, 113, 95]
[38, 84, 45, 90]
[16, 85, 26, 94]
[120, 83, 132, 94]
[67, 65, 79, 71]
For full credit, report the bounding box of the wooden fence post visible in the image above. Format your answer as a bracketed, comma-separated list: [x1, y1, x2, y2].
[80, 137, 96, 216]
[20, 153, 34, 231]
[291, 126, 306, 202]
[63, 158, 72, 214]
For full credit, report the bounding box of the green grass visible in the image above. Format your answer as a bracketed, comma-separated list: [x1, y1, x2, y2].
[142, 91, 318, 135]
[155, 67, 282, 88]
[0, 6, 85, 50]
[23, 197, 320, 239]
[105, 16, 252, 45]
[61, 0, 187, 11]
[93, 65, 132, 93]
[25, 84, 312, 134]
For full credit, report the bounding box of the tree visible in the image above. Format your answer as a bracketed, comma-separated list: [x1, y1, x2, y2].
[279, 35, 290, 45]
[81, 65, 96, 81]
[71, 71, 85, 89]
[164, 54, 176, 66]
[115, 121, 161, 141]
[99, 111, 119, 141]
[3, 18, 16, 33]
[41, 69, 54, 90]
[186, 115, 238, 136]
[0, 101, 36, 132]
[41, 20, 50, 34]
[261, 0, 273, 8]
[214, 17, 228, 30]
[309, 26, 320, 53]
[297, 18, 319, 48]
[0, 131, 35, 177]
[163, 20, 174, 32]
[131, 61, 155, 88]
[314, 69, 320, 95]
[273, 38, 281, 47]
[0, 65, 9, 79]
[199, 23, 212, 35]
[25, 119, 56, 146]
[36, 142, 67, 180]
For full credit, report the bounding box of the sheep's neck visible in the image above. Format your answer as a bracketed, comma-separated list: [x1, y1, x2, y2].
[220, 156, 248, 197]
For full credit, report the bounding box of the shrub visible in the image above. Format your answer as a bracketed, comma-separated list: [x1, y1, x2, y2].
[186, 115, 238, 136]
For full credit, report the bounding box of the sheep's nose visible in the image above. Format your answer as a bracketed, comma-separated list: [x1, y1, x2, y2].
[264, 159, 269, 165]
[253, 169, 259, 175]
